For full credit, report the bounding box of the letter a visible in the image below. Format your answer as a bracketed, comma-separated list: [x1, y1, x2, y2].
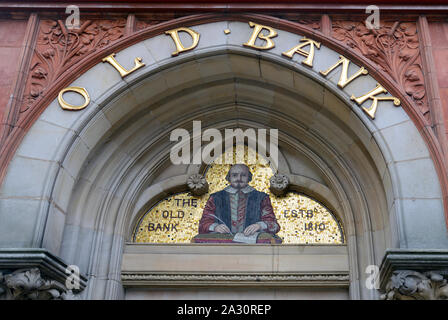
[282, 37, 321, 67]
[170, 128, 191, 164]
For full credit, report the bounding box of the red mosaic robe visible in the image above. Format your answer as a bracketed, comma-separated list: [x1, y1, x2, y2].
[198, 186, 280, 234]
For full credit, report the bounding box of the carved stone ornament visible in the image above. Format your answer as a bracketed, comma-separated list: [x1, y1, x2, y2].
[296, 19, 320, 30]
[21, 19, 126, 116]
[0, 268, 78, 300]
[269, 173, 290, 196]
[332, 20, 429, 121]
[187, 174, 209, 196]
[381, 270, 448, 300]
[122, 272, 349, 282]
[121, 272, 350, 287]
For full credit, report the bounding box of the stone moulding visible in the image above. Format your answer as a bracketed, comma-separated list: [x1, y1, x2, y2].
[0, 248, 87, 299]
[1, 268, 69, 300]
[121, 272, 350, 287]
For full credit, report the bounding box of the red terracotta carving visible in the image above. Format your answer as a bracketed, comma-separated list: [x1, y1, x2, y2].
[136, 20, 166, 31]
[135, 13, 191, 32]
[295, 19, 320, 30]
[134, 15, 320, 32]
[279, 14, 321, 30]
[332, 20, 429, 121]
[21, 19, 126, 115]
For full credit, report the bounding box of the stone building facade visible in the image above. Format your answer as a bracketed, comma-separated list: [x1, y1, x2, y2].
[0, 0, 448, 300]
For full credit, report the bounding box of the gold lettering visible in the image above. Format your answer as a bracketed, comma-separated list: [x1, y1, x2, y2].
[102, 53, 145, 78]
[351, 84, 401, 119]
[320, 55, 368, 88]
[165, 27, 200, 56]
[243, 21, 277, 50]
[282, 37, 321, 67]
[58, 87, 90, 111]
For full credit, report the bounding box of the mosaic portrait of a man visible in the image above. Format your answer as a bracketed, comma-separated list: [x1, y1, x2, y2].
[196, 164, 281, 244]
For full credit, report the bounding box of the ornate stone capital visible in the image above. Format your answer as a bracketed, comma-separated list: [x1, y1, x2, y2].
[0, 249, 87, 300]
[379, 249, 448, 300]
[381, 270, 448, 300]
[0, 268, 78, 300]
[187, 174, 209, 196]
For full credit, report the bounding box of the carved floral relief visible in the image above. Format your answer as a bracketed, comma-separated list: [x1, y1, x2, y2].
[21, 19, 126, 116]
[0, 268, 78, 300]
[135, 20, 166, 31]
[332, 20, 429, 121]
[295, 19, 320, 31]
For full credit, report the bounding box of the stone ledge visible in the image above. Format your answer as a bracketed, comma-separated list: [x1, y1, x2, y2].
[0, 248, 87, 292]
[379, 249, 448, 289]
[122, 244, 349, 274]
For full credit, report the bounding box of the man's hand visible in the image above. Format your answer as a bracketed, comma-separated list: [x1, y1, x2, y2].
[215, 224, 231, 234]
[243, 223, 261, 236]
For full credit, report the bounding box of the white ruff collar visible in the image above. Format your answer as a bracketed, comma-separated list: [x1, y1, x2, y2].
[224, 185, 255, 194]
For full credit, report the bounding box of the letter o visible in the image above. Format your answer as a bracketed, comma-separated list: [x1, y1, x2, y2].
[58, 86, 90, 111]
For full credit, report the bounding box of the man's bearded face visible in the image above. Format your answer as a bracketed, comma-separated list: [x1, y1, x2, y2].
[228, 165, 250, 189]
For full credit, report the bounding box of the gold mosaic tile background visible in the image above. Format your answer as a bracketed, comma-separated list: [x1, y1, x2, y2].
[133, 147, 344, 244]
